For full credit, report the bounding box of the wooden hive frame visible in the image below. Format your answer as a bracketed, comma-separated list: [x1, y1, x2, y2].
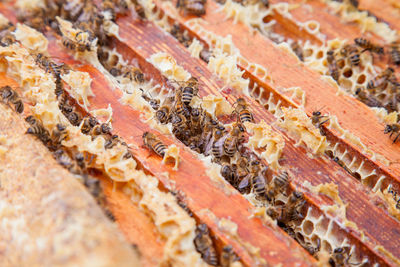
[0, 0, 400, 266]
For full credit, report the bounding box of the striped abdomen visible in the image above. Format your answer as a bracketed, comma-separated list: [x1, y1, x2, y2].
[239, 109, 253, 123]
[182, 86, 194, 105]
[152, 141, 166, 157]
[223, 137, 237, 157]
[253, 175, 266, 197]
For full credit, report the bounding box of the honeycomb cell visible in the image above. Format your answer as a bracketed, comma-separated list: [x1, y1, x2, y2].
[302, 220, 315, 236]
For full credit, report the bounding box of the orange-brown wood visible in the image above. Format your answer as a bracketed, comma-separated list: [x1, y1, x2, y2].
[44, 33, 316, 266]
[114, 15, 400, 265]
[158, 0, 400, 196]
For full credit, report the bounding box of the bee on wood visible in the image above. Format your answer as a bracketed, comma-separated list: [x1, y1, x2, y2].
[170, 24, 192, 47]
[266, 171, 289, 203]
[190, 107, 203, 135]
[278, 191, 306, 225]
[233, 97, 254, 124]
[238, 160, 266, 198]
[389, 41, 400, 66]
[311, 110, 329, 129]
[384, 123, 400, 143]
[303, 238, 321, 256]
[291, 41, 304, 62]
[177, 0, 206, 16]
[211, 128, 227, 159]
[122, 66, 145, 83]
[222, 124, 244, 158]
[81, 116, 99, 134]
[174, 90, 190, 118]
[354, 88, 383, 108]
[68, 111, 83, 126]
[354, 38, 384, 55]
[220, 162, 237, 186]
[327, 50, 340, 82]
[139, 89, 160, 110]
[329, 246, 359, 267]
[90, 123, 112, 136]
[51, 123, 68, 149]
[156, 97, 173, 124]
[366, 67, 395, 93]
[25, 115, 51, 145]
[0, 86, 24, 113]
[180, 77, 199, 106]
[340, 44, 361, 66]
[194, 224, 218, 266]
[143, 131, 167, 157]
[220, 245, 240, 267]
[103, 135, 121, 149]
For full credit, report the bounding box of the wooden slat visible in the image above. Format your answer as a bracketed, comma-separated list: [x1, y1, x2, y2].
[118, 4, 400, 265]
[43, 31, 316, 266]
[157, 0, 400, 199]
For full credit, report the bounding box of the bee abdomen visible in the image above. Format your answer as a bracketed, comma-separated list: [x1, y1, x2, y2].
[182, 86, 194, 105]
[239, 110, 253, 123]
[154, 141, 166, 157]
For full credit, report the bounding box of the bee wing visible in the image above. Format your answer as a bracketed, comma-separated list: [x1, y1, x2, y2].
[238, 175, 250, 190]
[203, 133, 214, 155]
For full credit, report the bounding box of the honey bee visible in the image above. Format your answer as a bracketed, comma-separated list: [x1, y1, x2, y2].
[367, 67, 395, 93]
[278, 191, 305, 225]
[122, 66, 145, 83]
[67, 111, 83, 126]
[156, 97, 173, 124]
[354, 88, 383, 108]
[238, 160, 266, 198]
[354, 38, 384, 54]
[194, 224, 218, 266]
[177, 0, 206, 16]
[51, 123, 68, 147]
[0, 86, 24, 113]
[25, 116, 51, 145]
[291, 42, 304, 62]
[104, 135, 124, 149]
[81, 116, 98, 134]
[329, 246, 359, 267]
[62, 32, 92, 52]
[220, 245, 240, 267]
[340, 44, 361, 66]
[327, 50, 339, 82]
[200, 49, 212, 63]
[333, 156, 353, 175]
[179, 77, 199, 106]
[170, 23, 192, 47]
[140, 89, 160, 110]
[389, 41, 400, 65]
[190, 107, 202, 135]
[174, 90, 190, 118]
[233, 98, 254, 124]
[143, 131, 167, 157]
[211, 128, 227, 159]
[220, 162, 237, 186]
[90, 123, 112, 137]
[384, 123, 400, 143]
[171, 114, 190, 143]
[303, 238, 321, 256]
[54, 148, 76, 172]
[266, 171, 289, 203]
[311, 110, 329, 128]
